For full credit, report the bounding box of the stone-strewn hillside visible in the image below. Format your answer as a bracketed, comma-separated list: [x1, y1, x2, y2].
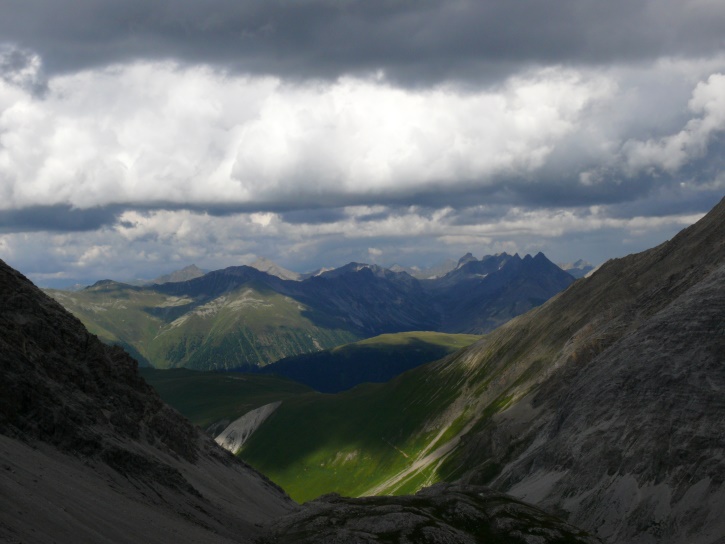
[433, 196, 725, 542]
[497, 260, 725, 543]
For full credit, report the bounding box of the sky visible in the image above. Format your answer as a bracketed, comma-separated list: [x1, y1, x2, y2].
[0, 0, 724, 287]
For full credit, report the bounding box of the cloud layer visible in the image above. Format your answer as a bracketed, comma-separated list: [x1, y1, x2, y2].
[0, 62, 615, 210]
[0, 1, 724, 284]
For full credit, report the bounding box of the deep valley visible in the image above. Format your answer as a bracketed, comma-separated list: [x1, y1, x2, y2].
[2, 197, 724, 544]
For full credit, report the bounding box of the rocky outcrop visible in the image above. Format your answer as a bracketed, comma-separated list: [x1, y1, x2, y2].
[261, 482, 601, 543]
[0, 259, 196, 464]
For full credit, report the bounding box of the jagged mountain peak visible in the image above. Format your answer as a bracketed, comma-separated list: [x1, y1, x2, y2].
[456, 252, 477, 268]
[441, 250, 558, 279]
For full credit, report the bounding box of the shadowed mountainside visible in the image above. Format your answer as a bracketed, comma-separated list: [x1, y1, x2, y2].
[253, 331, 481, 393]
[0, 259, 297, 543]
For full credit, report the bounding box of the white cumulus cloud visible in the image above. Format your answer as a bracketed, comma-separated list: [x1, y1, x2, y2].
[623, 72, 725, 173]
[0, 62, 613, 210]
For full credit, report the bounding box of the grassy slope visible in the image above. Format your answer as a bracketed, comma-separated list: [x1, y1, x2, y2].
[240, 351, 475, 503]
[47, 282, 358, 370]
[146, 283, 357, 369]
[139, 368, 313, 433]
[259, 331, 481, 393]
[47, 284, 171, 366]
[130, 331, 480, 503]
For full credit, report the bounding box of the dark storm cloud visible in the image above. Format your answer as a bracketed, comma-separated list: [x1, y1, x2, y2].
[0, 205, 121, 233]
[2, 0, 724, 84]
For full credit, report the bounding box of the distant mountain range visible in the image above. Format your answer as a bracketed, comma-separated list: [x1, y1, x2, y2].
[46, 251, 574, 370]
[6, 198, 724, 543]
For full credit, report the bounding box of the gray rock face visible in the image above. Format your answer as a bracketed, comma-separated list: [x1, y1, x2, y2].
[0, 258, 296, 543]
[445, 196, 725, 543]
[499, 263, 725, 543]
[261, 483, 601, 544]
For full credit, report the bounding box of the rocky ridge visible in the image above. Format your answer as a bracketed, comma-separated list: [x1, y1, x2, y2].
[492, 260, 725, 542]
